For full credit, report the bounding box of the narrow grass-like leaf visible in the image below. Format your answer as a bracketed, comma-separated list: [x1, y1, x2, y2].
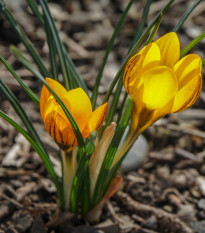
[180, 31, 205, 58]
[44, 16, 59, 80]
[0, 78, 48, 156]
[26, 0, 44, 25]
[0, 0, 50, 77]
[82, 165, 91, 215]
[91, 0, 135, 109]
[70, 143, 95, 213]
[8, 47, 85, 150]
[101, 0, 152, 117]
[0, 55, 40, 106]
[173, 0, 202, 33]
[105, 78, 123, 128]
[145, 13, 163, 45]
[129, 0, 152, 50]
[63, 47, 89, 94]
[103, 0, 176, 104]
[26, 0, 88, 94]
[39, 0, 71, 90]
[10, 45, 45, 81]
[116, 92, 128, 125]
[0, 110, 64, 208]
[202, 59, 205, 66]
[93, 98, 132, 206]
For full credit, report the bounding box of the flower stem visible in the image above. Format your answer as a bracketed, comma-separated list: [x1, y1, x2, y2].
[61, 150, 77, 210]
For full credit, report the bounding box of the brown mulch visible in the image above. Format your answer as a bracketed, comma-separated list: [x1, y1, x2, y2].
[0, 0, 205, 232]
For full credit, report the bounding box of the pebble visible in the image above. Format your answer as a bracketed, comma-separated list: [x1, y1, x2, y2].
[198, 199, 205, 210]
[122, 134, 148, 173]
[191, 220, 205, 233]
[197, 177, 205, 196]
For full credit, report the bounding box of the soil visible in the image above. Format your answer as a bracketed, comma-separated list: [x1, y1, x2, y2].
[0, 0, 205, 232]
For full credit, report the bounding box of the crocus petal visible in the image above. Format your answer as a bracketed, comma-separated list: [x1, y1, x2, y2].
[44, 108, 77, 151]
[40, 78, 68, 120]
[171, 54, 202, 113]
[66, 88, 92, 132]
[88, 102, 108, 132]
[155, 32, 180, 67]
[139, 42, 161, 72]
[142, 66, 178, 110]
[174, 54, 202, 89]
[123, 54, 142, 94]
[123, 43, 160, 95]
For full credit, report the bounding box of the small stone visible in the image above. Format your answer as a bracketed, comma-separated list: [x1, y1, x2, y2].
[141, 215, 158, 230]
[171, 173, 187, 190]
[122, 134, 148, 172]
[191, 220, 205, 233]
[177, 205, 195, 223]
[198, 199, 205, 210]
[197, 177, 205, 196]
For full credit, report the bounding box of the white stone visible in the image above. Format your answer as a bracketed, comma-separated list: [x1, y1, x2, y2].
[122, 134, 148, 172]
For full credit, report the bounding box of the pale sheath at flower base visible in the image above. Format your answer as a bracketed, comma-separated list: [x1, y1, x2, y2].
[40, 78, 108, 151]
[113, 32, 202, 166]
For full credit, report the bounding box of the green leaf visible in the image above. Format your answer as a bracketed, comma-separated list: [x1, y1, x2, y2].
[145, 13, 163, 45]
[10, 46, 85, 150]
[82, 167, 91, 215]
[116, 92, 128, 125]
[105, 78, 123, 128]
[70, 143, 95, 213]
[180, 31, 205, 58]
[0, 54, 40, 106]
[26, 0, 88, 94]
[0, 78, 47, 156]
[44, 15, 59, 80]
[10, 45, 45, 82]
[63, 48, 89, 94]
[26, 0, 44, 25]
[91, 0, 135, 109]
[38, 0, 71, 90]
[173, 0, 202, 33]
[0, 110, 64, 209]
[103, 0, 176, 104]
[93, 98, 132, 206]
[0, 0, 50, 77]
[129, 0, 152, 50]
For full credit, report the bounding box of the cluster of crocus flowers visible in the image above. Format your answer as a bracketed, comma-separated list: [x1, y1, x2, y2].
[40, 78, 108, 152]
[112, 32, 202, 166]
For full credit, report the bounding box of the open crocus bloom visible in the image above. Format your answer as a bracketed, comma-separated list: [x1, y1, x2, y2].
[40, 78, 108, 151]
[124, 32, 202, 137]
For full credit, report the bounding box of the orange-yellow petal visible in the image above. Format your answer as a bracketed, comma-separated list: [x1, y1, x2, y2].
[141, 66, 178, 110]
[40, 78, 68, 120]
[123, 54, 142, 94]
[44, 108, 77, 151]
[155, 32, 180, 67]
[171, 54, 202, 113]
[88, 102, 108, 132]
[66, 88, 92, 132]
[123, 43, 160, 95]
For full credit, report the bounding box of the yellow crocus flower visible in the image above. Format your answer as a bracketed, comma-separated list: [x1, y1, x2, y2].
[40, 78, 108, 151]
[112, 32, 202, 167]
[125, 32, 202, 135]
